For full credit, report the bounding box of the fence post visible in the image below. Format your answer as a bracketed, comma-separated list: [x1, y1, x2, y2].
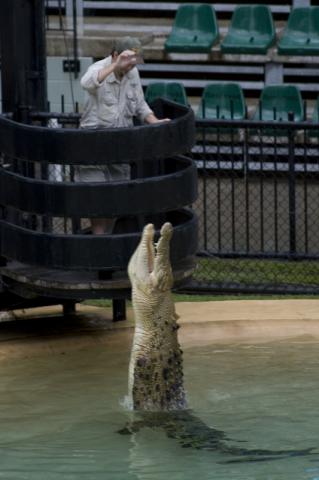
[66, 0, 83, 35]
[201, 100, 208, 251]
[288, 111, 296, 255]
[113, 299, 126, 322]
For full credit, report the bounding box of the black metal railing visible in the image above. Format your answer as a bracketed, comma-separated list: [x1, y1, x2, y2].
[0, 100, 197, 299]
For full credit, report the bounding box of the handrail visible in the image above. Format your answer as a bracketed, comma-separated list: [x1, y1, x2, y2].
[0, 157, 197, 217]
[0, 99, 194, 164]
[0, 210, 197, 270]
[195, 118, 319, 130]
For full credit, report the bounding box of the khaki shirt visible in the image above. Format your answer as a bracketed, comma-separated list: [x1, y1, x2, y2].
[80, 56, 153, 128]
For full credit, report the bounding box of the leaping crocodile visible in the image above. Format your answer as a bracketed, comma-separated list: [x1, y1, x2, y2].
[127, 222, 186, 411]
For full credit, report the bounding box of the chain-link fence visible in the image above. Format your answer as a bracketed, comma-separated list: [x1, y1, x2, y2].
[190, 117, 319, 294]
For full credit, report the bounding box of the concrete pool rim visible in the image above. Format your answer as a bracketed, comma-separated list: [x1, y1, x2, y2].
[1, 299, 319, 360]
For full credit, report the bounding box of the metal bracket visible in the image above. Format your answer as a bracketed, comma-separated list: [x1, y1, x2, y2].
[63, 59, 80, 73]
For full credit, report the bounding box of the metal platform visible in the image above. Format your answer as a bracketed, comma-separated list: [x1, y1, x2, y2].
[0, 255, 196, 301]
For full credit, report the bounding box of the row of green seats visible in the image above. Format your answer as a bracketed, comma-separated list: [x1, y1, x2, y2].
[145, 82, 309, 123]
[165, 4, 319, 55]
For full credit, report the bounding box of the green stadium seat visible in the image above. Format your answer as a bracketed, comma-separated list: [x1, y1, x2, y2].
[251, 85, 304, 136]
[145, 82, 188, 106]
[221, 5, 275, 55]
[252, 85, 303, 122]
[307, 96, 319, 138]
[164, 4, 219, 53]
[196, 83, 246, 120]
[312, 97, 319, 123]
[278, 7, 319, 56]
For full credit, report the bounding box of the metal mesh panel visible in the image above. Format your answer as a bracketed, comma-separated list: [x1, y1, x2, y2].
[190, 119, 319, 294]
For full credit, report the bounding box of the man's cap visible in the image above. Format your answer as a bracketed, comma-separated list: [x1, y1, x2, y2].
[113, 36, 144, 62]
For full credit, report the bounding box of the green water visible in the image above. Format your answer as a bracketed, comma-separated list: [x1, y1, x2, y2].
[0, 339, 319, 479]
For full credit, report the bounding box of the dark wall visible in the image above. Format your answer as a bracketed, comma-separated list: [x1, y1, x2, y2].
[0, 0, 47, 120]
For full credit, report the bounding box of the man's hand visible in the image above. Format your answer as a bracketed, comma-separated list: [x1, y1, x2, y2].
[145, 113, 170, 124]
[114, 50, 137, 75]
[154, 118, 171, 123]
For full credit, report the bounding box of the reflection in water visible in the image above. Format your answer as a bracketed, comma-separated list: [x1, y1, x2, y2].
[120, 410, 314, 466]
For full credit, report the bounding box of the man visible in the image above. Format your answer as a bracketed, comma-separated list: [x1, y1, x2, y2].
[79, 36, 169, 234]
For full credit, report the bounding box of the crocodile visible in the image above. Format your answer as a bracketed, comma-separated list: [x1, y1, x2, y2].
[127, 222, 186, 411]
[125, 222, 315, 462]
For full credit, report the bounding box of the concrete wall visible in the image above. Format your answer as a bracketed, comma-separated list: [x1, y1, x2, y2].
[47, 56, 93, 112]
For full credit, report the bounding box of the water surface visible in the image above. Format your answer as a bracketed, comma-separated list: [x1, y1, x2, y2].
[0, 338, 318, 479]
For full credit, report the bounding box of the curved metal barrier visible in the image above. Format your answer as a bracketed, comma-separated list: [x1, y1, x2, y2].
[0, 99, 197, 277]
[0, 100, 194, 165]
[0, 156, 196, 217]
[0, 210, 197, 270]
